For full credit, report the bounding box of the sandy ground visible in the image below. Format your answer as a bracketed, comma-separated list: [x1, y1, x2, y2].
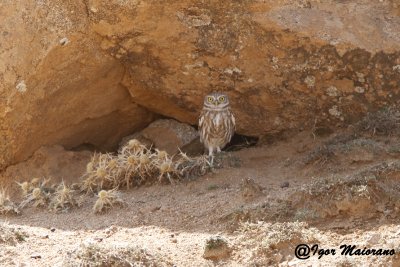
[1, 130, 400, 266]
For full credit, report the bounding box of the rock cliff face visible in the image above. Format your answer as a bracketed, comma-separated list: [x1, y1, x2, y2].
[1, 0, 399, 169]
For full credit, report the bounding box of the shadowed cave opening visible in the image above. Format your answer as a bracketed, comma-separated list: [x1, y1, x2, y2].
[224, 134, 258, 152]
[70, 117, 259, 155]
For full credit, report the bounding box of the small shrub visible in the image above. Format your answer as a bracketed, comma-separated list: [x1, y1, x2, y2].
[203, 236, 231, 260]
[0, 188, 19, 215]
[93, 189, 124, 214]
[64, 242, 171, 267]
[19, 178, 52, 209]
[50, 181, 80, 212]
[79, 139, 213, 192]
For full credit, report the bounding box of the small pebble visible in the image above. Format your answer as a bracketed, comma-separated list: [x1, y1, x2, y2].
[59, 37, 69, 46]
[151, 206, 161, 212]
[30, 255, 41, 259]
[261, 202, 269, 208]
[16, 81, 27, 93]
[50, 228, 56, 232]
[280, 181, 289, 188]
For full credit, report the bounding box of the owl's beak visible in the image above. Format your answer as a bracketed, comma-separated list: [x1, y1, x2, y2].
[214, 101, 219, 105]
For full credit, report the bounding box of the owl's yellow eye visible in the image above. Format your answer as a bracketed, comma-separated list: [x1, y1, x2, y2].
[207, 97, 213, 103]
[218, 96, 225, 102]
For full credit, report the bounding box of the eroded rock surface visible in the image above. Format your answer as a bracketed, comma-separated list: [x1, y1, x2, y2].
[0, 1, 155, 169]
[3, 145, 92, 186]
[1, 0, 399, 170]
[119, 119, 199, 155]
[140, 119, 199, 155]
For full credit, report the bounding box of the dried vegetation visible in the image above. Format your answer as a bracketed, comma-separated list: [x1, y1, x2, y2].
[80, 139, 212, 193]
[236, 221, 319, 266]
[354, 106, 400, 136]
[291, 160, 400, 218]
[5, 139, 214, 215]
[93, 189, 124, 214]
[0, 189, 19, 215]
[64, 242, 172, 267]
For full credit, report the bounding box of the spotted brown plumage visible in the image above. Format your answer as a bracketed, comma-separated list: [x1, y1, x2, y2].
[199, 92, 236, 156]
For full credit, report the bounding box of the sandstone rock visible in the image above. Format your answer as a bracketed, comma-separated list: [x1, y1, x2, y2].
[367, 233, 381, 246]
[2, 145, 92, 185]
[180, 138, 204, 157]
[280, 181, 290, 188]
[112, 0, 400, 138]
[118, 133, 153, 152]
[1, 0, 400, 171]
[123, 119, 198, 155]
[0, 1, 156, 169]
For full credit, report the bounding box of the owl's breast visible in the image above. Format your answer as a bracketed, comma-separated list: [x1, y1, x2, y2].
[209, 110, 234, 136]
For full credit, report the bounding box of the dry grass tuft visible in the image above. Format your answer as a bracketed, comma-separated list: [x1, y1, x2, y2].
[355, 106, 400, 136]
[176, 151, 211, 179]
[81, 153, 122, 193]
[50, 181, 80, 212]
[203, 236, 231, 260]
[0, 189, 19, 215]
[155, 157, 178, 184]
[11, 140, 217, 214]
[93, 189, 124, 214]
[15, 178, 85, 213]
[291, 160, 400, 218]
[301, 161, 400, 197]
[118, 143, 151, 188]
[64, 242, 172, 267]
[121, 139, 147, 155]
[79, 139, 213, 192]
[301, 134, 385, 169]
[301, 134, 355, 166]
[13, 140, 214, 214]
[19, 178, 53, 209]
[0, 222, 27, 245]
[20, 188, 49, 208]
[15, 181, 31, 197]
[293, 208, 319, 221]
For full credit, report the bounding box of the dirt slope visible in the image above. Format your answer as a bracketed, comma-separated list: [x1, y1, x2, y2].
[1, 128, 400, 266]
[1, 0, 400, 169]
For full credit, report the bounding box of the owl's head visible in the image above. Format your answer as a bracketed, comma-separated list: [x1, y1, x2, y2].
[203, 92, 230, 109]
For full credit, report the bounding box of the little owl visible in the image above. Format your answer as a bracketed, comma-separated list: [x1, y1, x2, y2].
[199, 92, 236, 156]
